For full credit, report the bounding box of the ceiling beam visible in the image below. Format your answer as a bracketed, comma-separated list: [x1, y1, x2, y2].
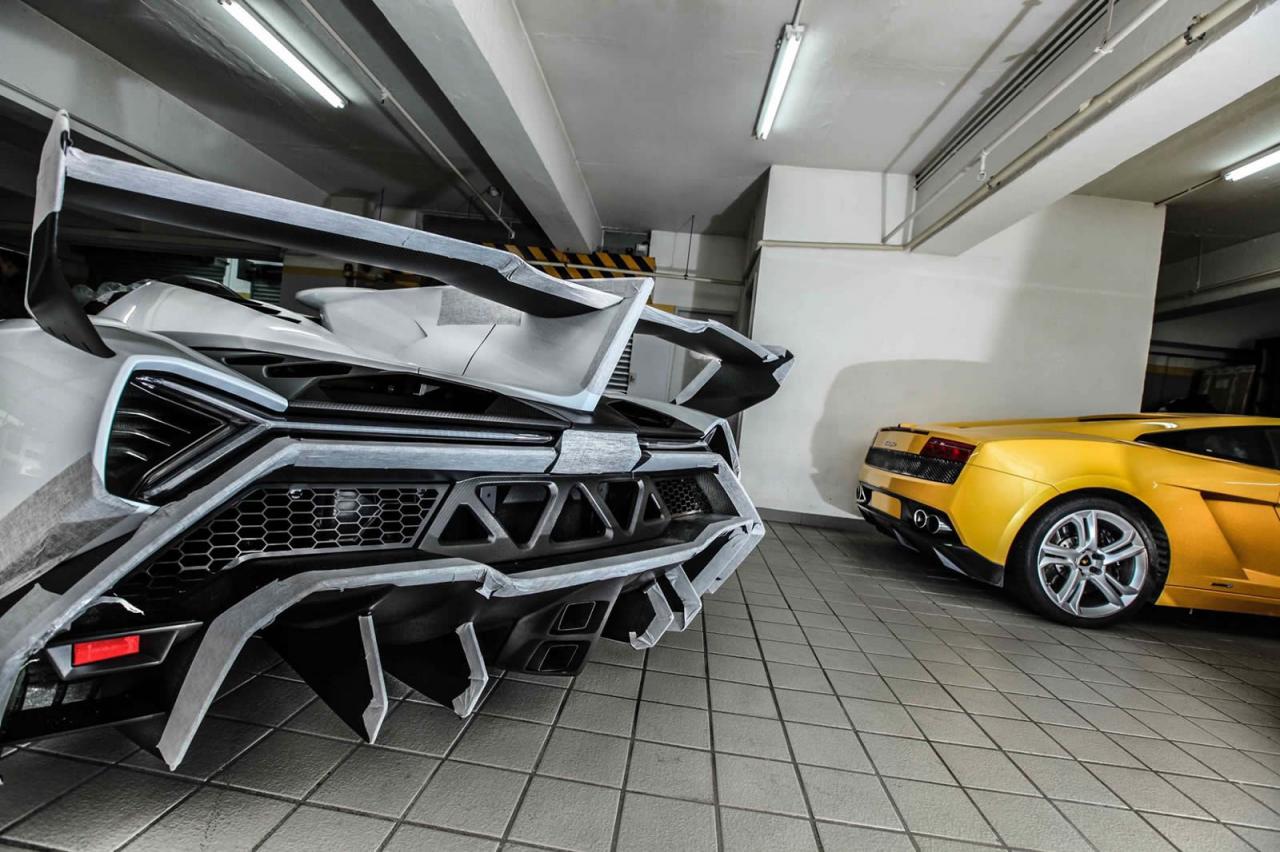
[913, 0, 1280, 256]
[370, 0, 601, 251]
[0, 2, 324, 204]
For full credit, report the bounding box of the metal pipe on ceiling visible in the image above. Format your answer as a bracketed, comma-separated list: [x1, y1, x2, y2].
[293, 0, 515, 240]
[904, 0, 1263, 252]
[883, 0, 1173, 246]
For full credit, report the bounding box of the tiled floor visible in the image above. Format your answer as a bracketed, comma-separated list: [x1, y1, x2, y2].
[3, 521, 1280, 851]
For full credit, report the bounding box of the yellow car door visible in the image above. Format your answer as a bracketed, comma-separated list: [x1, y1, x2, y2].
[1141, 425, 1280, 600]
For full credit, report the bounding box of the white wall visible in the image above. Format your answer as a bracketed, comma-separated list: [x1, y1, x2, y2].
[740, 167, 1165, 520]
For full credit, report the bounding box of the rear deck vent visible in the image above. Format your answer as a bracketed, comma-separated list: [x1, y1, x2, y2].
[105, 377, 238, 501]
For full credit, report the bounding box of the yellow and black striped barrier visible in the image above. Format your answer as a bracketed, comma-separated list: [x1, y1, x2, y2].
[486, 244, 656, 280]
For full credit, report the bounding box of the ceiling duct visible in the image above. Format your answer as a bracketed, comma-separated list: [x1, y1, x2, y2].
[913, 0, 1118, 191]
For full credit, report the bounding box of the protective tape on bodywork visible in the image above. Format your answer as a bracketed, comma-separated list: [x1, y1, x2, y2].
[629, 583, 676, 650]
[158, 510, 755, 767]
[551, 430, 642, 474]
[0, 437, 555, 717]
[0, 455, 147, 601]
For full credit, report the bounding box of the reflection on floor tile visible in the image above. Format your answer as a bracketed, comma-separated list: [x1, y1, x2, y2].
[2, 521, 1279, 850]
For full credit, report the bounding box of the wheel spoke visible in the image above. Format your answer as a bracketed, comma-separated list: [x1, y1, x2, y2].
[1089, 573, 1123, 607]
[1040, 544, 1075, 563]
[1102, 571, 1138, 597]
[1053, 567, 1086, 614]
[1076, 510, 1099, 551]
[1101, 542, 1144, 566]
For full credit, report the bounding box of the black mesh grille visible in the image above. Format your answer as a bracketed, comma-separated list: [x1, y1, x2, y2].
[117, 485, 443, 603]
[864, 448, 964, 484]
[653, 476, 711, 516]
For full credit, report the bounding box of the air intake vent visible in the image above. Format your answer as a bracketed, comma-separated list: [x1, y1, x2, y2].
[117, 484, 444, 604]
[105, 377, 240, 501]
[653, 476, 711, 516]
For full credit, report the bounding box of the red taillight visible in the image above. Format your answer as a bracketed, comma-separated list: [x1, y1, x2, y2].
[921, 437, 975, 464]
[72, 634, 141, 666]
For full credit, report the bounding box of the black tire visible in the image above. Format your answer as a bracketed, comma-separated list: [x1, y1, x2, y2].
[1008, 495, 1167, 628]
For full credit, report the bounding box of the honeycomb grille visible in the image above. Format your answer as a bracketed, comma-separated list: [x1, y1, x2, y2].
[864, 448, 964, 484]
[653, 476, 711, 516]
[117, 485, 442, 603]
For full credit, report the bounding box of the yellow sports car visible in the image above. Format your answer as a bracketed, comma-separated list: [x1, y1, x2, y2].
[856, 414, 1280, 626]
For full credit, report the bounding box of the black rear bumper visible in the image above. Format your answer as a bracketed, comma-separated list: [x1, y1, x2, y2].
[855, 482, 1004, 587]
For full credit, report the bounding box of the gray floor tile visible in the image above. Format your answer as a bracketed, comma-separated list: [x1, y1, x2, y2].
[645, 646, 706, 678]
[884, 778, 998, 844]
[975, 716, 1069, 757]
[768, 661, 832, 693]
[0, 750, 106, 829]
[450, 716, 549, 772]
[509, 776, 619, 852]
[575, 663, 645, 700]
[935, 743, 1036, 795]
[786, 722, 873, 772]
[1056, 801, 1176, 852]
[719, 806, 818, 852]
[626, 741, 714, 803]
[480, 679, 566, 722]
[908, 707, 995, 748]
[279, 698, 363, 742]
[1088, 764, 1211, 818]
[5, 767, 194, 852]
[634, 700, 709, 749]
[817, 822, 914, 851]
[716, 752, 808, 815]
[712, 712, 791, 761]
[1163, 774, 1280, 829]
[122, 787, 292, 852]
[827, 670, 895, 701]
[970, 789, 1090, 851]
[407, 761, 527, 837]
[863, 733, 954, 784]
[615, 793, 717, 852]
[214, 730, 352, 799]
[1143, 812, 1256, 852]
[840, 697, 923, 738]
[537, 728, 630, 787]
[376, 701, 469, 755]
[307, 745, 437, 817]
[1011, 753, 1124, 806]
[709, 680, 777, 717]
[210, 676, 314, 726]
[643, 671, 709, 709]
[258, 805, 392, 852]
[800, 765, 901, 829]
[558, 691, 637, 738]
[708, 653, 769, 685]
[382, 823, 498, 852]
[775, 689, 850, 727]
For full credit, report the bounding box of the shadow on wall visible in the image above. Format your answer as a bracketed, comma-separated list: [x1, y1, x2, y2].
[798, 198, 1161, 517]
[810, 359, 992, 512]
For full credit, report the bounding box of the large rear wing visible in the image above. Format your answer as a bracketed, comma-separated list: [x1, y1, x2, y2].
[25, 111, 790, 415]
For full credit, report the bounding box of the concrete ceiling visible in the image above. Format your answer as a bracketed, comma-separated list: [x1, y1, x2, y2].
[21, 0, 515, 216]
[515, 0, 1078, 235]
[1080, 74, 1280, 256]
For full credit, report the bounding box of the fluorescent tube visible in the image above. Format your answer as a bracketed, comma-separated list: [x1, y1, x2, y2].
[219, 0, 346, 109]
[754, 24, 805, 140]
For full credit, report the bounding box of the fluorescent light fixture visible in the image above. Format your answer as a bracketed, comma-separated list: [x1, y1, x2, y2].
[754, 23, 805, 140]
[218, 0, 346, 108]
[1224, 145, 1280, 181]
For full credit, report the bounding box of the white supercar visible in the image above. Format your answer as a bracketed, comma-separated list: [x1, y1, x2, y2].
[0, 112, 791, 769]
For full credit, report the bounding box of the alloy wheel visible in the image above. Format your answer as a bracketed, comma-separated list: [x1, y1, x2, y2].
[1035, 509, 1147, 619]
